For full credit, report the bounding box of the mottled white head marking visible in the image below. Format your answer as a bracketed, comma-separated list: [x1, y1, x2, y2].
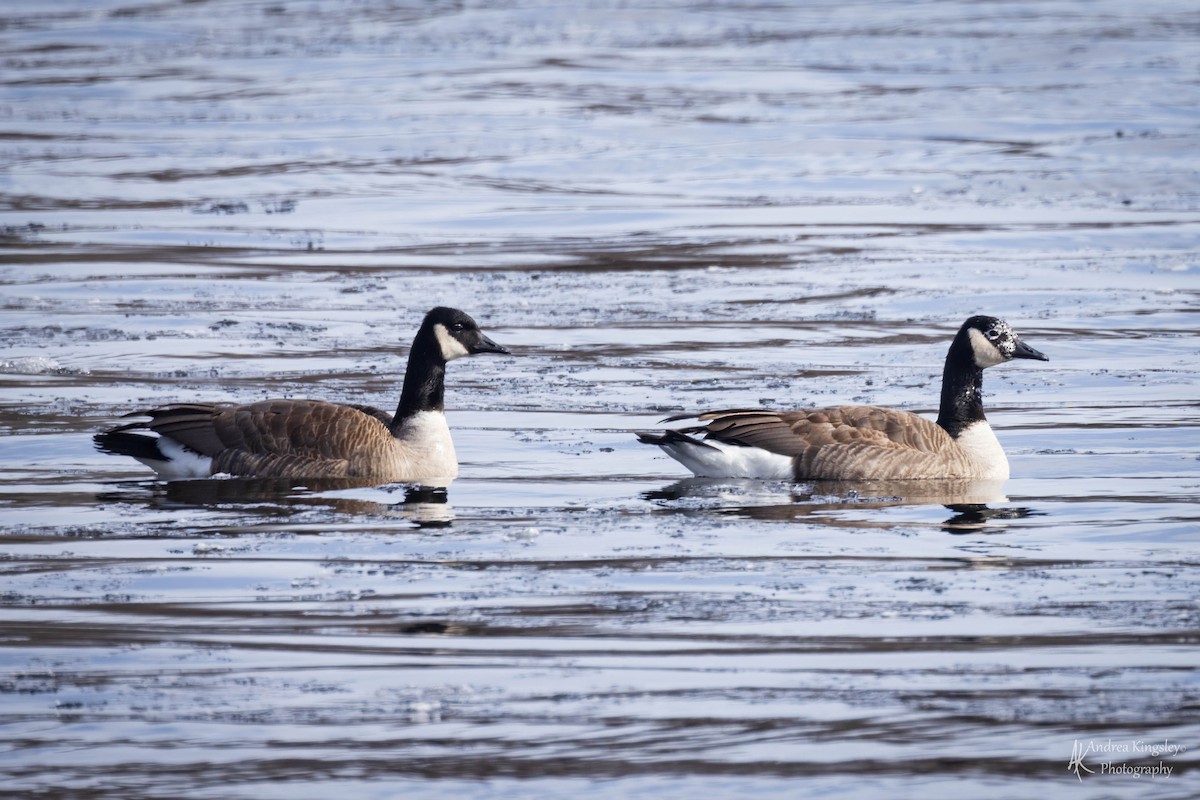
[967, 319, 1015, 368]
[433, 323, 471, 361]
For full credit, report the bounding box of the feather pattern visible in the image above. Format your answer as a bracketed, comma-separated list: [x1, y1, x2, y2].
[667, 406, 976, 480]
[638, 315, 1048, 481]
[94, 308, 509, 483]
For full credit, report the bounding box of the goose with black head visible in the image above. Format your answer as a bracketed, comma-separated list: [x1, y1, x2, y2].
[636, 315, 1048, 481]
[94, 307, 510, 483]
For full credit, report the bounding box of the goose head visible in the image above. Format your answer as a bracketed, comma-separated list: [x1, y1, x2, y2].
[959, 315, 1048, 369]
[421, 306, 510, 362]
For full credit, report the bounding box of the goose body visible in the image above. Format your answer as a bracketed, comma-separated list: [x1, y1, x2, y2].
[637, 316, 1047, 481]
[94, 307, 509, 483]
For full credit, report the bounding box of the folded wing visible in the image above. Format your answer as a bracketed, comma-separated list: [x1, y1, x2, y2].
[678, 407, 972, 480]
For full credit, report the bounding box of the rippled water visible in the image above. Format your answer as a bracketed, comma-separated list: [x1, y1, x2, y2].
[2, 1, 1199, 798]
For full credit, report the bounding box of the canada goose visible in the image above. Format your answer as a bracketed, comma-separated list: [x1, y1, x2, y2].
[636, 315, 1048, 481]
[94, 307, 510, 483]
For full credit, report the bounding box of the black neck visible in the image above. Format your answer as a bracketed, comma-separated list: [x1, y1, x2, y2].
[391, 329, 445, 429]
[935, 336, 986, 439]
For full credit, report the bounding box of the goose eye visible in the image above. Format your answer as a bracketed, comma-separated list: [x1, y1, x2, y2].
[987, 327, 1002, 340]
[450, 322, 466, 332]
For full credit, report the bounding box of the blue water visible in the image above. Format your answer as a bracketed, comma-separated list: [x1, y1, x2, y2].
[1, 1, 1198, 798]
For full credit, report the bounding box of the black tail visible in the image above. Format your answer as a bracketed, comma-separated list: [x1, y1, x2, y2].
[635, 429, 717, 450]
[635, 430, 669, 445]
[93, 429, 166, 462]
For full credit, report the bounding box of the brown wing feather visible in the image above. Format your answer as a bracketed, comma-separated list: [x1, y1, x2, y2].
[133, 400, 396, 478]
[695, 406, 951, 452]
[782, 406, 955, 453]
[694, 406, 969, 480]
[347, 404, 392, 426]
[139, 405, 229, 456]
[210, 400, 391, 457]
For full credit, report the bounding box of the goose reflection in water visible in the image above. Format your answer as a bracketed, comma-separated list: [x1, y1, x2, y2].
[940, 503, 1042, 533]
[644, 477, 1039, 533]
[97, 478, 456, 528]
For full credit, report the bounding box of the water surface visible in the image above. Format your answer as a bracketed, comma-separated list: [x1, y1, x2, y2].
[2, 1, 1199, 798]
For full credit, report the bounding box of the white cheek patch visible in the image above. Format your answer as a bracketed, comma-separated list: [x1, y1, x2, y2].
[968, 327, 1008, 368]
[433, 323, 471, 361]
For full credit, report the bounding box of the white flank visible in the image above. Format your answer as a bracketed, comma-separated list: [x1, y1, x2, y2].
[658, 437, 794, 480]
[138, 436, 213, 480]
[953, 420, 1010, 480]
[433, 323, 471, 361]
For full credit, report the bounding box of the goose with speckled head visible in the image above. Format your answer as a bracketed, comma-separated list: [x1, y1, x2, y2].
[636, 315, 1048, 481]
[94, 307, 510, 484]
